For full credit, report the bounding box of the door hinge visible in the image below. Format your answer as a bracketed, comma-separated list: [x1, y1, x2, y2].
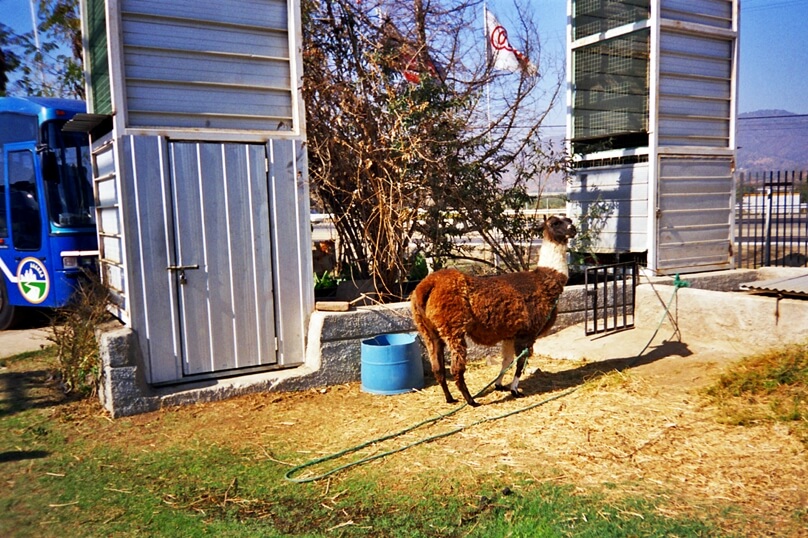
[274, 337, 279, 352]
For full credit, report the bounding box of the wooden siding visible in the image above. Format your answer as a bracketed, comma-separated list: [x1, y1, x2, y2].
[568, 162, 650, 253]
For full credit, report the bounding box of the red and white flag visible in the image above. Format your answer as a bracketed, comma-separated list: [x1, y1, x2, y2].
[485, 8, 537, 75]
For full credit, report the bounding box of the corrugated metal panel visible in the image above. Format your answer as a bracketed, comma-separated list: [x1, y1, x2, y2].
[119, 135, 180, 384]
[116, 135, 307, 384]
[659, 51, 731, 79]
[658, 75, 730, 100]
[119, 0, 294, 133]
[269, 139, 311, 362]
[659, 117, 729, 138]
[659, 95, 729, 118]
[656, 157, 733, 273]
[661, 0, 733, 29]
[741, 274, 808, 298]
[170, 142, 278, 375]
[568, 162, 649, 252]
[660, 31, 732, 58]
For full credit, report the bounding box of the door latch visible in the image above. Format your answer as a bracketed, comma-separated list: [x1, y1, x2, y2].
[167, 264, 199, 285]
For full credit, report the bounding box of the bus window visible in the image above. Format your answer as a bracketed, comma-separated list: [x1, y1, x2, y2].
[9, 150, 41, 250]
[0, 113, 38, 146]
[42, 121, 94, 228]
[0, 152, 5, 238]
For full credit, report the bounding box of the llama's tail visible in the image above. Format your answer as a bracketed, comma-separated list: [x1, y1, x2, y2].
[410, 279, 433, 331]
[410, 276, 437, 336]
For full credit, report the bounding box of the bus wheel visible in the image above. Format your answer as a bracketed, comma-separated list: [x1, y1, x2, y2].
[0, 279, 19, 330]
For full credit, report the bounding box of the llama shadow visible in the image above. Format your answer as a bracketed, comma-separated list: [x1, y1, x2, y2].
[489, 339, 693, 402]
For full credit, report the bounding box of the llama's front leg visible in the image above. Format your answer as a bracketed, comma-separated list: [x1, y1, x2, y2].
[509, 350, 529, 398]
[508, 341, 535, 398]
[447, 338, 479, 407]
[495, 340, 516, 392]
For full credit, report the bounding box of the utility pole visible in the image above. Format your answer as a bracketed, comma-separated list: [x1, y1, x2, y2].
[29, 0, 46, 89]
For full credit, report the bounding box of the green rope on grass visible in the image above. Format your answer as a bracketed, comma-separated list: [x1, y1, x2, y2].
[284, 348, 533, 483]
[630, 275, 690, 363]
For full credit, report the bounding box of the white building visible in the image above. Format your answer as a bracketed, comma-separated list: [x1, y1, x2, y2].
[566, 0, 739, 274]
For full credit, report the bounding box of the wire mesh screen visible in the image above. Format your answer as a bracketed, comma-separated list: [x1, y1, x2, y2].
[572, 30, 650, 144]
[572, 0, 651, 40]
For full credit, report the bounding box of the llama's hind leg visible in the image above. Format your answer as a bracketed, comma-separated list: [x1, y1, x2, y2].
[494, 340, 516, 392]
[425, 336, 456, 404]
[446, 337, 479, 407]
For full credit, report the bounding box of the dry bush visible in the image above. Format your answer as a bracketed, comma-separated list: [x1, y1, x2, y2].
[303, 0, 568, 298]
[47, 269, 112, 396]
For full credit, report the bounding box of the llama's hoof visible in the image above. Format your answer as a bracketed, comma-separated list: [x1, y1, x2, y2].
[494, 384, 509, 392]
[445, 397, 458, 404]
[510, 389, 524, 398]
[467, 400, 481, 408]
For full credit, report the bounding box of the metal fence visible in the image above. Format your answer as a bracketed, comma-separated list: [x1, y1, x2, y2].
[584, 261, 637, 336]
[735, 170, 808, 269]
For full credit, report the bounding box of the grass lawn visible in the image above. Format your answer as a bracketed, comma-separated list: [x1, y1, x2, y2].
[2, 343, 806, 537]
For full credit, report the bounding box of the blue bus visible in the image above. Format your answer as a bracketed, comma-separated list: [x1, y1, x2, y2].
[0, 97, 97, 329]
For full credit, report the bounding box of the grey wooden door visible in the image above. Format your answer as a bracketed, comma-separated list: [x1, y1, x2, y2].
[169, 141, 277, 376]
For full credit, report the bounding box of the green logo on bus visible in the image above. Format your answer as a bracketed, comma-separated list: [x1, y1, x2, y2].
[17, 257, 50, 304]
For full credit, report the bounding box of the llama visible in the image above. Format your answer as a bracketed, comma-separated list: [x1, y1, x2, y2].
[410, 215, 577, 407]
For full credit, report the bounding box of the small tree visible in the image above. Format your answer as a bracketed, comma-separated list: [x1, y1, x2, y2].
[303, 0, 567, 297]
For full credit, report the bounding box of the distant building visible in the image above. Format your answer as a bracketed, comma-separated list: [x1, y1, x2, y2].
[566, 0, 739, 274]
[741, 192, 802, 215]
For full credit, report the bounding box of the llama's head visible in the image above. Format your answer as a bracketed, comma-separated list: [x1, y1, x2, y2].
[540, 215, 577, 245]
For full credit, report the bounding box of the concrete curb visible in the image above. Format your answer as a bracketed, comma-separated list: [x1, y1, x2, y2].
[97, 268, 808, 417]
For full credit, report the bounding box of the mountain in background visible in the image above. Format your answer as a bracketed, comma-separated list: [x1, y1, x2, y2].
[736, 110, 808, 171]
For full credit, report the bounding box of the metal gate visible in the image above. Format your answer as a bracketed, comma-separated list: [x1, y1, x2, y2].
[169, 141, 278, 376]
[584, 262, 637, 336]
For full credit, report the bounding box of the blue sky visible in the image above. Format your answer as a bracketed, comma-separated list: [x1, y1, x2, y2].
[3, 0, 807, 119]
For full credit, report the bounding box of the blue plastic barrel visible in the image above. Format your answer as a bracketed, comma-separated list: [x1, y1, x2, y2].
[360, 333, 424, 395]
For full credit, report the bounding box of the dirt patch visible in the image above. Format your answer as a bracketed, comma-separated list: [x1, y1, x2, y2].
[6, 337, 807, 536]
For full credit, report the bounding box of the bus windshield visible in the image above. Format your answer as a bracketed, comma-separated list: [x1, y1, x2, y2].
[41, 120, 94, 228]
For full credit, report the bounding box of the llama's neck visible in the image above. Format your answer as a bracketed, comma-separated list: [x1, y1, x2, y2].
[537, 240, 569, 277]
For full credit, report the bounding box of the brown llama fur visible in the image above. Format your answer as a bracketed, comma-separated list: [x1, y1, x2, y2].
[410, 216, 577, 406]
